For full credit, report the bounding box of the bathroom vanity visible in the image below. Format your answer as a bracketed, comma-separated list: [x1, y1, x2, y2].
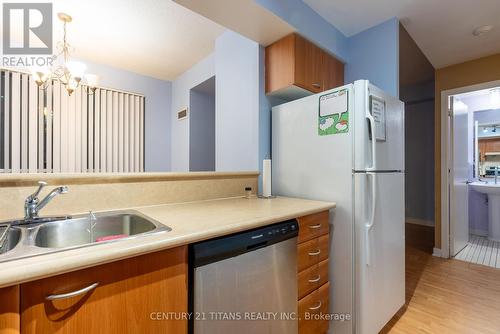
[470, 182, 500, 241]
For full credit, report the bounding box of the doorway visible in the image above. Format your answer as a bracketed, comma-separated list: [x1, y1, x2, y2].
[189, 76, 215, 171]
[441, 80, 500, 266]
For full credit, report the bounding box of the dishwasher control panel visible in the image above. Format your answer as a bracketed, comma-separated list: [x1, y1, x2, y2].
[267, 223, 297, 237]
[191, 219, 298, 268]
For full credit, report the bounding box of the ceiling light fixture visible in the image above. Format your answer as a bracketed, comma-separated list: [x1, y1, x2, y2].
[31, 13, 99, 96]
[454, 99, 468, 113]
[472, 25, 493, 36]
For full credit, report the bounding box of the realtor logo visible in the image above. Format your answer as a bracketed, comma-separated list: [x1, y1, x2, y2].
[2, 3, 53, 55]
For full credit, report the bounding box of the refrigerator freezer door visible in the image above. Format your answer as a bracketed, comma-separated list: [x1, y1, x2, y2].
[353, 81, 405, 172]
[354, 172, 405, 334]
[272, 84, 354, 334]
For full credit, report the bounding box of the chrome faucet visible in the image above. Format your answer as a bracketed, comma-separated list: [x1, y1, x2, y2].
[24, 181, 69, 220]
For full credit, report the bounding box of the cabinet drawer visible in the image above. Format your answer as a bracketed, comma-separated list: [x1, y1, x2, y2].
[298, 234, 329, 272]
[298, 211, 329, 243]
[298, 282, 330, 334]
[20, 247, 188, 334]
[298, 259, 329, 299]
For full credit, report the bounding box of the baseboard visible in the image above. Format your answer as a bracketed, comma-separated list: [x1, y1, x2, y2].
[406, 217, 435, 227]
[432, 248, 443, 257]
[470, 229, 488, 237]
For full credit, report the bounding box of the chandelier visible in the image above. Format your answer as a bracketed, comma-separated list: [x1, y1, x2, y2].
[31, 13, 99, 96]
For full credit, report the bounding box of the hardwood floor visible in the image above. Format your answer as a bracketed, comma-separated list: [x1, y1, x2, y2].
[381, 223, 500, 334]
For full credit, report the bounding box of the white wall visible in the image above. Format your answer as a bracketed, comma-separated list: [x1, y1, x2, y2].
[81, 60, 172, 172]
[215, 31, 260, 171]
[170, 54, 215, 171]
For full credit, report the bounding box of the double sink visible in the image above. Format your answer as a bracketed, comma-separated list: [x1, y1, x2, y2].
[0, 210, 171, 263]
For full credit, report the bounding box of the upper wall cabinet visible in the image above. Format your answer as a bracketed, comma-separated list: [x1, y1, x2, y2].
[265, 33, 344, 100]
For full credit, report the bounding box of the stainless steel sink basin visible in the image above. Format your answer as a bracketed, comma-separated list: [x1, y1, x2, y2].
[0, 210, 171, 263]
[35, 213, 158, 248]
[0, 227, 21, 255]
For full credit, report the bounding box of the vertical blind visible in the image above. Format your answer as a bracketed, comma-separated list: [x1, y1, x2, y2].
[0, 69, 145, 173]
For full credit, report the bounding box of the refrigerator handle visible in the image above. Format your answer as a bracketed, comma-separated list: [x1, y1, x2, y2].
[365, 172, 377, 266]
[365, 111, 377, 171]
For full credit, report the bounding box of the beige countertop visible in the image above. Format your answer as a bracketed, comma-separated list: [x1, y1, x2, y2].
[0, 196, 335, 288]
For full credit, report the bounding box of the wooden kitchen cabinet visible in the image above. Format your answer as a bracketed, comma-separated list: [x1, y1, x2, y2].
[296, 211, 330, 334]
[265, 33, 344, 99]
[0, 285, 20, 334]
[298, 282, 330, 334]
[20, 246, 188, 334]
[479, 138, 500, 160]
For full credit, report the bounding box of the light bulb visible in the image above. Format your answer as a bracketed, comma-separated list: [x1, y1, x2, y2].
[84, 74, 99, 88]
[454, 100, 468, 114]
[31, 67, 49, 85]
[65, 61, 87, 80]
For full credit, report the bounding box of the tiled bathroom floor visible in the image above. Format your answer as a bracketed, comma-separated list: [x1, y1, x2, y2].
[454, 234, 500, 269]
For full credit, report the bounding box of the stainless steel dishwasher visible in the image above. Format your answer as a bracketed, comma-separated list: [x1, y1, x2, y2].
[189, 219, 298, 334]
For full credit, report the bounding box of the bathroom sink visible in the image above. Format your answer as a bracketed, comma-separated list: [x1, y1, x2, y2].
[469, 182, 500, 241]
[35, 212, 162, 249]
[469, 182, 500, 195]
[0, 227, 22, 255]
[0, 210, 171, 263]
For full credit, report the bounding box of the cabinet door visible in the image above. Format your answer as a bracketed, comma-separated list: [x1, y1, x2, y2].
[265, 34, 295, 94]
[321, 52, 344, 91]
[0, 285, 20, 334]
[489, 138, 500, 152]
[479, 140, 486, 162]
[21, 247, 188, 334]
[295, 35, 323, 93]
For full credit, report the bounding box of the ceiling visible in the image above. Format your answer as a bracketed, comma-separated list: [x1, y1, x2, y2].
[458, 87, 500, 112]
[173, 0, 295, 47]
[303, 0, 500, 69]
[29, 0, 225, 81]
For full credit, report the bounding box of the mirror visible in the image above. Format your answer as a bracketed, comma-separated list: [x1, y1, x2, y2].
[0, 0, 273, 175]
[477, 123, 500, 178]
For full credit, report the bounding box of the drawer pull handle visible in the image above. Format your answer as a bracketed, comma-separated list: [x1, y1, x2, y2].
[309, 301, 322, 311]
[46, 282, 99, 301]
[312, 83, 321, 88]
[308, 224, 322, 229]
[308, 249, 321, 256]
[308, 275, 321, 283]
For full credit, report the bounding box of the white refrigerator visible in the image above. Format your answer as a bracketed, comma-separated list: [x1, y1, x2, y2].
[272, 80, 405, 334]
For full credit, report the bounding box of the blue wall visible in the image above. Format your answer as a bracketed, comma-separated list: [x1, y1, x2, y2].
[170, 31, 261, 173]
[259, 45, 272, 192]
[255, 0, 400, 97]
[255, 0, 349, 62]
[345, 18, 400, 97]
[215, 31, 260, 171]
[82, 60, 172, 172]
[171, 54, 215, 171]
